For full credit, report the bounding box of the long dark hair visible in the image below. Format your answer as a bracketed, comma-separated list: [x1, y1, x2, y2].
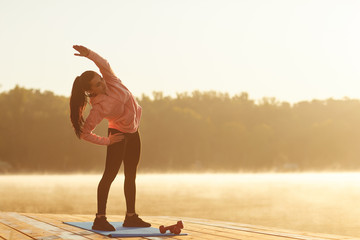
[70, 70, 97, 138]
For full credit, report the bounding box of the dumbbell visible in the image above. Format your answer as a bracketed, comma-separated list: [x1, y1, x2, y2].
[159, 221, 184, 235]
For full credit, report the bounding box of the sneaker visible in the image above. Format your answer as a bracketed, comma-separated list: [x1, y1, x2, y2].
[92, 216, 116, 231]
[123, 214, 151, 227]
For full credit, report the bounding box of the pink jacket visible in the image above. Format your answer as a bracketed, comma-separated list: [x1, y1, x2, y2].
[80, 50, 142, 145]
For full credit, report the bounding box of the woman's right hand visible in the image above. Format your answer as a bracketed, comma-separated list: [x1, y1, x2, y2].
[109, 132, 125, 145]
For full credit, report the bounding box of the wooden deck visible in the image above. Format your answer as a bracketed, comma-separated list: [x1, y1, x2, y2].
[0, 212, 358, 240]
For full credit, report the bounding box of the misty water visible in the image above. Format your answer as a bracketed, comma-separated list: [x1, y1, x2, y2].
[1, 173, 360, 237]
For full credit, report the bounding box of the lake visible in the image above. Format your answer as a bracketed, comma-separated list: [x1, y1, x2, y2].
[1, 172, 359, 237]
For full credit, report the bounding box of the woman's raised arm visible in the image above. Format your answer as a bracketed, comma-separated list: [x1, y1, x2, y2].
[73, 45, 90, 57]
[73, 45, 118, 82]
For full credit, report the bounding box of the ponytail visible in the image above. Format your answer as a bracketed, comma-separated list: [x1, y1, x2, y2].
[69, 71, 97, 138]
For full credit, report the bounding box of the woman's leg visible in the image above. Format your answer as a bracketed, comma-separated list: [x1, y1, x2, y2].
[97, 128, 125, 215]
[121, 131, 151, 227]
[123, 131, 141, 214]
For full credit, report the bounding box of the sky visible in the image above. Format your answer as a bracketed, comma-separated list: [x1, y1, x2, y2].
[1, 0, 360, 103]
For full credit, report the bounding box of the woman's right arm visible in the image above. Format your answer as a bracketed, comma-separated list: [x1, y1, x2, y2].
[81, 106, 124, 145]
[80, 106, 110, 145]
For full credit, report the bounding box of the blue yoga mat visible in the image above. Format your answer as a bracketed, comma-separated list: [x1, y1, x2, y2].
[63, 221, 188, 238]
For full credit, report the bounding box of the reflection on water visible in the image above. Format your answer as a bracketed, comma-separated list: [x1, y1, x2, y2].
[1, 172, 360, 237]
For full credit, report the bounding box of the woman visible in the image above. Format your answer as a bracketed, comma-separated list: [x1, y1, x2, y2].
[70, 45, 151, 231]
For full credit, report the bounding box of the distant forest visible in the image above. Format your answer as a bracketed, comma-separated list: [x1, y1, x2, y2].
[1, 85, 360, 173]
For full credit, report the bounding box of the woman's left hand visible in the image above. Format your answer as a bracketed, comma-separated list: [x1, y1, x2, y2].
[73, 45, 90, 57]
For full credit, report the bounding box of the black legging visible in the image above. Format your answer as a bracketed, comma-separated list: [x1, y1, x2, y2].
[97, 128, 140, 215]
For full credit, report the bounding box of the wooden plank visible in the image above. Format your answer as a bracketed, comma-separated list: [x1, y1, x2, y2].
[0, 220, 33, 240]
[144, 216, 294, 240]
[22, 213, 110, 240]
[144, 216, 267, 240]
[163, 216, 358, 240]
[109, 215, 235, 240]
[146, 216, 356, 240]
[157, 216, 360, 240]
[1, 213, 359, 240]
[150, 216, 303, 240]
[4, 213, 87, 240]
[145, 217, 234, 240]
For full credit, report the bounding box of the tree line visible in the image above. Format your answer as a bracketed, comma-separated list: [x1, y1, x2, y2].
[1, 85, 360, 173]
